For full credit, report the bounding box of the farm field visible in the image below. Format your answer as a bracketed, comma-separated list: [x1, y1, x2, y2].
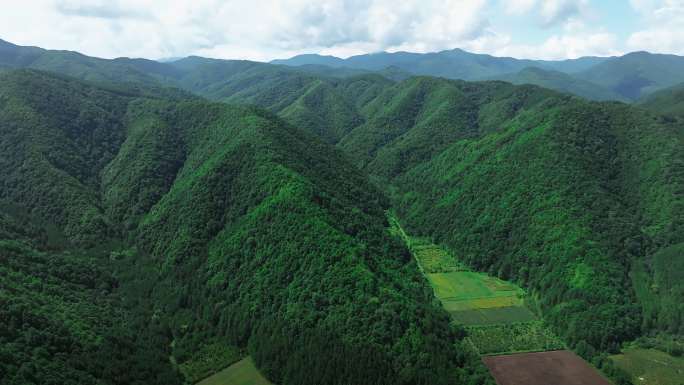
[427, 271, 524, 305]
[393, 220, 568, 362]
[610, 348, 684, 385]
[466, 321, 565, 355]
[450, 306, 536, 325]
[483, 350, 611, 385]
[197, 357, 272, 385]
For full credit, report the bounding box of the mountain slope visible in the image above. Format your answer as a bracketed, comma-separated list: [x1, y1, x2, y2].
[329, 76, 683, 356]
[491, 67, 627, 101]
[637, 82, 684, 119]
[0, 39, 165, 86]
[163, 59, 395, 143]
[577, 51, 684, 100]
[0, 69, 485, 385]
[338, 77, 558, 177]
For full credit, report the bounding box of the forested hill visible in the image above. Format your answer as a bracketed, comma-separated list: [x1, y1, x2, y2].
[145, 58, 684, 373]
[333, 75, 684, 354]
[2, 39, 683, 385]
[638, 82, 684, 120]
[0, 69, 491, 385]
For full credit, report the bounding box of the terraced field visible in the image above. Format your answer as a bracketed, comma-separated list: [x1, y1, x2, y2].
[389, 218, 564, 358]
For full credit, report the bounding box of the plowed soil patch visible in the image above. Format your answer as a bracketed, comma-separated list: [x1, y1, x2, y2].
[483, 350, 610, 385]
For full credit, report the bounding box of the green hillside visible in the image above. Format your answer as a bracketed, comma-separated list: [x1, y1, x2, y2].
[339, 77, 557, 177]
[181, 62, 682, 370]
[2, 38, 684, 385]
[637, 83, 684, 119]
[0, 40, 393, 144]
[327, 76, 683, 366]
[577, 52, 684, 100]
[0, 69, 486, 385]
[5, 38, 684, 106]
[491, 67, 626, 101]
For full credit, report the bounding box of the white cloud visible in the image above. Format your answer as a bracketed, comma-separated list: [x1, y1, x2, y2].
[629, 0, 658, 13]
[504, 0, 589, 27]
[627, 0, 684, 54]
[482, 26, 620, 60]
[1, 0, 678, 61]
[0, 0, 492, 61]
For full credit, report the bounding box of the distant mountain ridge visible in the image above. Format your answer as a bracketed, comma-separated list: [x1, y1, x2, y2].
[273, 48, 684, 101]
[4, 37, 684, 102]
[272, 48, 610, 77]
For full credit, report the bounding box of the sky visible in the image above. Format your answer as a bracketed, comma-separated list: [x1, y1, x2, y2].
[1, 0, 683, 62]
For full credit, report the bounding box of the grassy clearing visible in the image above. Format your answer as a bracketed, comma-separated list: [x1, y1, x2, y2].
[610, 348, 684, 385]
[197, 356, 272, 385]
[450, 306, 536, 325]
[466, 321, 565, 355]
[427, 271, 524, 304]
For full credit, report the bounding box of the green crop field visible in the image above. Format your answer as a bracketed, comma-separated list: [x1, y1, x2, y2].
[197, 357, 273, 385]
[450, 306, 536, 325]
[427, 271, 524, 304]
[466, 321, 565, 355]
[610, 348, 684, 385]
[399, 228, 565, 360]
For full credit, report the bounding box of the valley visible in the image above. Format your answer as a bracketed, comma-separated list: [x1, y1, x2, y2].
[392, 216, 611, 384]
[390, 214, 610, 385]
[0, 35, 682, 385]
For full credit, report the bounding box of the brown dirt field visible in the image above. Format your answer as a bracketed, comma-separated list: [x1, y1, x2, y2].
[483, 350, 611, 385]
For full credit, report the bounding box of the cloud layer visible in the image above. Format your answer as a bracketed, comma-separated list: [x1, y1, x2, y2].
[628, 0, 684, 54]
[0, 0, 680, 61]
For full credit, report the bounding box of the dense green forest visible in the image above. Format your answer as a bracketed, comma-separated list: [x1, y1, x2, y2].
[1, 38, 683, 385]
[638, 82, 684, 120]
[214, 66, 683, 374]
[0, 69, 494, 384]
[337, 78, 683, 361]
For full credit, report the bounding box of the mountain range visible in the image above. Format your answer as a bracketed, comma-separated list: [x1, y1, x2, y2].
[1, 38, 683, 385]
[273, 48, 684, 101]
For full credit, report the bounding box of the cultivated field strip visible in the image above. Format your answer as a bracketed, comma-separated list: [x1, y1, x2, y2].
[483, 350, 612, 385]
[391, 217, 565, 356]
